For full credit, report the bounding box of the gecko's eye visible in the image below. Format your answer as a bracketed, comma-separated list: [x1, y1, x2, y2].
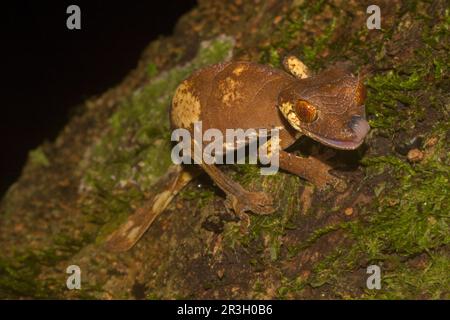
[295, 100, 317, 123]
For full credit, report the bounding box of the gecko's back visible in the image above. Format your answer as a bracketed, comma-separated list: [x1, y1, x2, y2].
[170, 61, 296, 134]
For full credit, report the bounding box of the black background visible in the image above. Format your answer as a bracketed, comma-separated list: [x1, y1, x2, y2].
[1, 0, 196, 197]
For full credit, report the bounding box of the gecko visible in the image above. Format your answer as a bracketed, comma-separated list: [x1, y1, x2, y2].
[105, 55, 370, 252]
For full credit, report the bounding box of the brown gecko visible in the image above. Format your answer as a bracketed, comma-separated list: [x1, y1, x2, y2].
[105, 55, 370, 252]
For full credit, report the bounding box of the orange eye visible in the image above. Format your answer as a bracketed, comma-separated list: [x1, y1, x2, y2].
[295, 100, 317, 123]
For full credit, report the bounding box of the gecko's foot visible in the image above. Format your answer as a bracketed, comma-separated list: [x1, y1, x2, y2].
[225, 191, 276, 216]
[323, 170, 347, 192]
[309, 159, 347, 192]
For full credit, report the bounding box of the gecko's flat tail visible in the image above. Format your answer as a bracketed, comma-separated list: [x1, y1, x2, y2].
[104, 165, 196, 252]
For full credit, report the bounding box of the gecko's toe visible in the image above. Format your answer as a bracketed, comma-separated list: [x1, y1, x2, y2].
[225, 191, 276, 216]
[328, 171, 348, 192]
[314, 170, 347, 192]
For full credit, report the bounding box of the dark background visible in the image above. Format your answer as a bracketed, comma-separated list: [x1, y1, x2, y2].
[1, 1, 196, 197]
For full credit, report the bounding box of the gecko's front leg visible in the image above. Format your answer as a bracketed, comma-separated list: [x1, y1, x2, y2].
[191, 139, 275, 216]
[278, 150, 345, 190]
[199, 162, 275, 215]
[269, 129, 346, 190]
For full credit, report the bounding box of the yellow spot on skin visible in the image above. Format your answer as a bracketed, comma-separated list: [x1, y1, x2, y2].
[179, 171, 194, 184]
[127, 227, 141, 242]
[219, 77, 242, 106]
[172, 81, 201, 128]
[258, 136, 280, 158]
[152, 190, 173, 213]
[280, 101, 301, 130]
[284, 56, 310, 79]
[266, 140, 273, 158]
[123, 220, 135, 232]
[232, 65, 246, 76]
[279, 101, 293, 115]
[287, 113, 301, 129]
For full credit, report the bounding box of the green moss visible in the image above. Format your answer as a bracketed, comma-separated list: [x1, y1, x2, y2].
[301, 17, 337, 66]
[0, 255, 56, 298]
[366, 7, 449, 132]
[280, 0, 327, 49]
[265, 47, 281, 68]
[146, 63, 158, 78]
[0, 232, 94, 298]
[259, 0, 329, 66]
[286, 221, 351, 259]
[28, 147, 50, 168]
[359, 159, 448, 257]
[276, 275, 308, 299]
[223, 168, 301, 262]
[179, 186, 215, 209]
[298, 127, 449, 298]
[366, 253, 450, 299]
[366, 71, 425, 130]
[271, 2, 450, 295]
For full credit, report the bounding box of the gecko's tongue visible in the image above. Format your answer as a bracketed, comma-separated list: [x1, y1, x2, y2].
[308, 117, 370, 150]
[350, 116, 370, 144]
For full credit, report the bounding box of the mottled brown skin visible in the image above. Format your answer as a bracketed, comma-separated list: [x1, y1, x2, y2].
[105, 56, 370, 252]
[171, 61, 293, 132]
[170, 56, 369, 217]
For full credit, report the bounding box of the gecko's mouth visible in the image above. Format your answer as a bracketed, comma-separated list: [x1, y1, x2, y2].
[307, 116, 370, 150]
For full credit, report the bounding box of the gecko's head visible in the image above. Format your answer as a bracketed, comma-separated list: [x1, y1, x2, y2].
[278, 65, 370, 150]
